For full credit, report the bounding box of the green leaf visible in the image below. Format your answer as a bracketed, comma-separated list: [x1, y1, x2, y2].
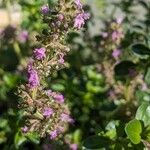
[131, 43, 150, 58]
[86, 81, 108, 93]
[145, 68, 150, 86]
[3, 73, 20, 88]
[0, 119, 8, 128]
[135, 103, 150, 126]
[51, 83, 65, 91]
[73, 129, 82, 144]
[0, 131, 7, 144]
[15, 131, 27, 149]
[87, 69, 104, 82]
[105, 121, 119, 139]
[125, 119, 142, 144]
[82, 135, 111, 149]
[26, 132, 40, 144]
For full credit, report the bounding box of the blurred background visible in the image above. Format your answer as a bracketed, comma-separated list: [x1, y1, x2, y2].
[0, 0, 150, 149]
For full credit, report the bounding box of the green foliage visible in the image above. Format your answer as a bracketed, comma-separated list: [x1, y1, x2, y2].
[15, 132, 27, 149]
[0, 0, 150, 149]
[83, 135, 111, 150]
[131, 43, 150, 59]
[145, 68, 150, 86]
[82, 103, 150, 149]
[135, 103, 150, 127]
[125, 119, 142, 144]
[25, 132, 40, 144]
[132, 43, 150, 56]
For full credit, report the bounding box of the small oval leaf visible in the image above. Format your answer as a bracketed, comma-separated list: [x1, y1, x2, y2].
[131, 43, 150, 57]
[125, 119, 142, 144]
[82, 135, 111, 149]
[136, 103, 150, 127]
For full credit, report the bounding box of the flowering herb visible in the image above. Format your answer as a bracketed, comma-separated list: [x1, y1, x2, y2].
[41, 5, 50, 14]
[18, 0, 89, 139]
[17, 30, 28, 43]
[33, 47, 46, 60]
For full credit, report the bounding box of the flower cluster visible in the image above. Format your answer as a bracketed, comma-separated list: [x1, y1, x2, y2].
[99, 17, 146, 103]
[27, 61, 40, 88]
[101, 17, 124, 61]
[74, 0, 90, 29]
[18, 0, 89, 139]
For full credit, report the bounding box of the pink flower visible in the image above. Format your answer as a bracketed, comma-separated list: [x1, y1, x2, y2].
[17, 30, 28, 43]
[61, 113, 74, 123]
[58, 53, 65, 64]
[33, 47, 46, 60]
[57, 126, 64, 133]
[112, 49, 121, 59]
[21, 126, 28, 133]
[58, 14, 64, 21]
[116, 16, 123, 24]
[46, 90, 52, 96]
[101, 32, 108, 38]
[53, 93, 64, 103]
[74, 0, 83, 9]
[111, 31, 123, 41]
[74, 13, 90, 29]
[70, 144, 78, 150]
[41, 5, 49, 14]
[46, 90, 65, 104]
[50, 130, 58, 139]
[43, 107, 53, 117]
[27, 62, 39, 88]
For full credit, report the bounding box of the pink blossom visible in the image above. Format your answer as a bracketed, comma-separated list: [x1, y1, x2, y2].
[46, 90, 52, 96]
[116, 16, 123, 24]
[74, 0, 83, 9]
[57, 126, 64, 133]
[43, 107, 53, 117]
[17, 30, 28, 43]
[58, 53, 65, 64]
[46, 90, 65, 104]
[50, 130, 58, 139]
[41, 5, 49, 14]
[61, 113, 74, 123]
[111, 31, 123, 41]
[53, 93, 64, 103]
[21, 126, 28, 133]
[70, 144, 78, 150]
[27, 62, 39, 88]
[58, 14, 64, 21]
[101, 32, 108, 38]
[112, 49, 121, 59]
[74, 13, 90, 29]
[33, 47, 46, 60]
